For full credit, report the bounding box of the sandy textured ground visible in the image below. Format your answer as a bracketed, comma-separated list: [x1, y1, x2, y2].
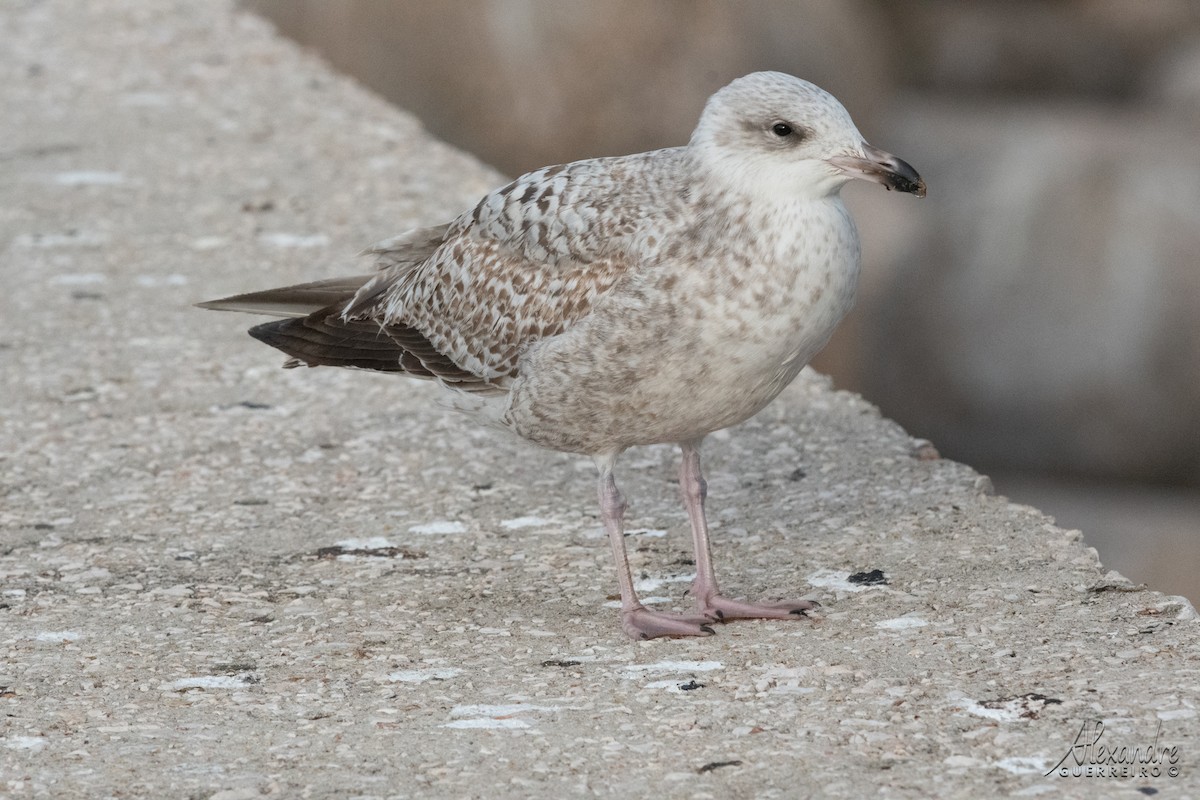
[2, 3, 1197, 798]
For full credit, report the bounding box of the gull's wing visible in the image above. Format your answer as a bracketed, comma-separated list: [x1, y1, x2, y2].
[213, 149, 688, 391]
[353, 151, 686, 382]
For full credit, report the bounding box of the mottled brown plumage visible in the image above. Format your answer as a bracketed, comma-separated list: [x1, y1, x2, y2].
[200, 72, 925, 640]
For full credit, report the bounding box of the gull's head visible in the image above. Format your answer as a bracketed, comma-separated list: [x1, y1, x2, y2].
[690, 72, 925, 200]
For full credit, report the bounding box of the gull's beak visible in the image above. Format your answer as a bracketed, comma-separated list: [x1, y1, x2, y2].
[828, 143, 926, 197]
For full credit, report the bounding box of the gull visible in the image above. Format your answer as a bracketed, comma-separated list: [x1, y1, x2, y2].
[200, 71, 925, 640]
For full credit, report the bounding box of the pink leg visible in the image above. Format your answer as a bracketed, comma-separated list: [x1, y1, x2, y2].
[679, 440, 818, 623]
[596, 456, 715, 640]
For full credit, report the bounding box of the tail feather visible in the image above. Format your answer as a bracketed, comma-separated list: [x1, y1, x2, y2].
[201, 274, 507, 395]
[248, 311, 409, 373]
[196, 276, 372, 319]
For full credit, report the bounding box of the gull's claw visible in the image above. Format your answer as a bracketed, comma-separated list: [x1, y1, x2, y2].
[699, 596, 820, 622]
[622, 607, 718, 640]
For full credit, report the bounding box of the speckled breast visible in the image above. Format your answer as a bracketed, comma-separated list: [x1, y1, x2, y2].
[504, 197, 862, 455]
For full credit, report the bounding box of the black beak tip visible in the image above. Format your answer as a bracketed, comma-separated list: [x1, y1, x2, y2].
[886, 166, 926, 198]
[855, 144, 927, 198]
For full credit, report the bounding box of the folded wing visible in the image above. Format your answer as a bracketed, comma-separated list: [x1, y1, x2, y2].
[201, 150, 684, 393]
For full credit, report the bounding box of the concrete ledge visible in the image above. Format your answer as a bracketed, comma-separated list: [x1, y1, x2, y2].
[2, 2, 1196, 798]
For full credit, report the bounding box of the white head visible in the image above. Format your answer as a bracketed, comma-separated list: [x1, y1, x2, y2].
[689, 72, 924, 201]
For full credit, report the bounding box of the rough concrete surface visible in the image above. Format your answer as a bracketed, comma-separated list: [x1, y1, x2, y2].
[2, 3, 1198, 799]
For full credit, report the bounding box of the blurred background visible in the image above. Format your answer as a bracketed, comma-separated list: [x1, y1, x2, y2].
[244, 0, 1200, 602]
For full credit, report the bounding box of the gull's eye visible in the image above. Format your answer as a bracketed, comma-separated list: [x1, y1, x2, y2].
[771, 122, 794, 137]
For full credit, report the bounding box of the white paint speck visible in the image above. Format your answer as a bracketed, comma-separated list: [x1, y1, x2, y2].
[1164, 595, 1199, 620]
[336, 537, 395, 550]
[388, 668, 462, 683]
[626, 528, 667, 538]
[52, 171, 126, 186]
[806, 569, 877, 593]
[4, 736, 47, 750]
[59, 567, 110, 583]
[630, 574, 693, 593]
[876, 616, 928, 630]
[134, 274, 188, 287]
[441, 703, 569, 730]
[500, 516, 549, 530]
[49, 273, 107, 286]
[368, 155, 400, 171]
[35, 631, 82, 642]
[408, 521, 466, 535]
[259, 232, 330, 248]
[1158, 708, 1197, 721]
[189, 236, 228, 251]
[442, 718, 530, 730]
[642, 679, 706, 693]
[162, 676, 248, 691]
[14, 232, 108, 248]
[449, 704, 567, 718]
[995, 757, 1048, 775]
[603, 596, 670, 608]
[121, 92, 171, 107]
[623, 660, 723, 674]
[957, 697, 1024, 723]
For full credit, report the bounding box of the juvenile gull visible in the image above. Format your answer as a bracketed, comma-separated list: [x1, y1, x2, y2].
[200, 72, 925, 640]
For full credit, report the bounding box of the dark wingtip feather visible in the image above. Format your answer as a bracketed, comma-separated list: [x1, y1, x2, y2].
[247, 313, 407, 373]
[229, 304, 504, 393]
